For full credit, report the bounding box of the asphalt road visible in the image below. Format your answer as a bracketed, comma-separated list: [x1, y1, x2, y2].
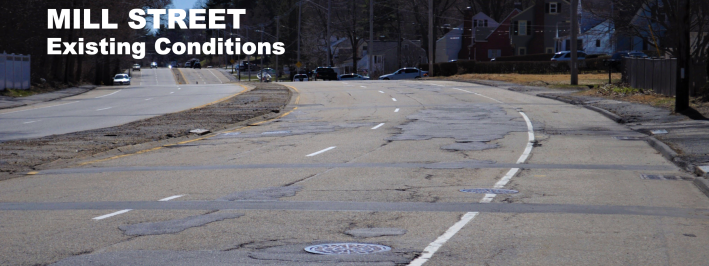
[0, 68, 242, 141]
[1, 80, 709, 265]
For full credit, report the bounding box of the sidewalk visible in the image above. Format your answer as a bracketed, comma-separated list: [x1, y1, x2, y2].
[448, 78, 709, 180]
[0, 85, 97, 110]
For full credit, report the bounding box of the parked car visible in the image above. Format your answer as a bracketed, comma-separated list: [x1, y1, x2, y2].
[551, 51, 587, 61]
[150, 62, 158, 69]
[132, 64, 141, 71]
[339, 73, 369, 80]
[293, 74, 309, 82]
[313, 67, 338, 81]
[192, 62, 201, 69]
[113, 74, 131, 85]
[378, 68, 428, 80]
[185, 62, 192, 68]
[611, 51, 648, 60]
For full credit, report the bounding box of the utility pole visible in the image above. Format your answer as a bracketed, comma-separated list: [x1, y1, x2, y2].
[570, 0, 578, 85]
[369, 0, 374, 77]
[676, 0, 691, 112]
[247, 28, 251, 81]
[297, 1, 302, 72]
[326, 0, 332, 67]
[276, 16, 280, 81]
[428, 0, 433, 77]
[260, 24, 264, 83]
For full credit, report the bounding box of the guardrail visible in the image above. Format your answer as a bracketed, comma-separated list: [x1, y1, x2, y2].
[0, 51, 31, 90]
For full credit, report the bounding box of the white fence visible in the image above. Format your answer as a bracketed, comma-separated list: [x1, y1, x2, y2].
[0, 52, 31, 90]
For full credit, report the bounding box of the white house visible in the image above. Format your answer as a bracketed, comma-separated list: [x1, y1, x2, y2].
[435, 12, 499, 63]
[559, 19, 615, 54]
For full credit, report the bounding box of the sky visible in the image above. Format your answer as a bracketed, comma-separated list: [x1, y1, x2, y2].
[171, 0, 199, 10]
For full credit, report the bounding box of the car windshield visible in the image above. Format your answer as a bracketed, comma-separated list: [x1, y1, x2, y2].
[114, 75, 126, 79]
[553, 53, 564, 58]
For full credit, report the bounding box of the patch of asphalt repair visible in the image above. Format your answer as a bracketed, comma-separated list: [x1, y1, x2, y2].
[119, 211, 244, 236]
[218, 186, 302, 201]
[388, 105, 539, 151]
[0, 83, 291, 180]
[345, 228, 407, 238]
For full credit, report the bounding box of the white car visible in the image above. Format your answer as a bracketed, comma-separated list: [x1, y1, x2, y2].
[551, 51, 587, 61]
[113, 74, 131, 85]
[339, 73, 369, 80]
[293, 74, 308, 82]
[379, 68, 427, 80]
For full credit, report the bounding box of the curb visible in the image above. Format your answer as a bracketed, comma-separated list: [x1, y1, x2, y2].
[0, 86, 97, 110]
[583, 105, 624, 123]
[693, 178, 709, 199]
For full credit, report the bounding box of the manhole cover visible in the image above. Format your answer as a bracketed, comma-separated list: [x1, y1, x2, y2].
[460, 188, 519, 194]
[641, 174, 693, 181]
[304, 243, 391, 255]
[262, 131, 291, 135]
[614, 136, 644, 140]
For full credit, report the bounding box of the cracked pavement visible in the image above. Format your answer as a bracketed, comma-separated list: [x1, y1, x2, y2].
[2, 80, 709, 265]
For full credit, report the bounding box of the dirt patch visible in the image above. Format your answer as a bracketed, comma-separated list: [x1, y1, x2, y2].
[576, 84, 709, 118]
[0, 83, 292, 180]
[442, 73, 621, 87]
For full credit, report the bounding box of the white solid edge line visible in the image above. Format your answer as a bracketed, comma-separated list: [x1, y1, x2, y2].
[306, 146, 336, 157]
[408, 92, 535, 266]
[0, 101, 80, 115]
[407, 212, 479, 266]
[395, 108, 400, 112]
[159, 195, 185, 201]
[96, 107, 113, 111]
[93, 209, 132, 220]
[392, 98, 397, 102]
[371, 123, 385, 130]
[95, 89, 122, 98]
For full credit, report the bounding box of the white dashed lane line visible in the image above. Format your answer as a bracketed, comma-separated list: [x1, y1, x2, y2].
[395, 108, 400, 113]
[392, 98, 397, 102]
[95, 90, 122, 99]
[407, 89, 536, 266]
[145, 98, 153, 101]
[159, 195, 185, 201]
[371, 123, 385, 130]
[306, 146, 337, 157]
[92, 209, 132, 220]
[23, 121, 39, 124]
[96, 107, 113, 111]
[379, 91, 385, 93]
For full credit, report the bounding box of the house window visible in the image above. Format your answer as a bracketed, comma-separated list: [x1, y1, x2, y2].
[474, 19, 489, 27]
[596, 39, 601, 47]
[546, 2, 561, 14]
[519, 47, 526, 55]
[519, 21, 527, 35]
[488, 49, 501, 58]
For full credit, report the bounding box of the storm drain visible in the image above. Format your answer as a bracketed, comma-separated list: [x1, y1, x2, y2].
[304, 243, 391, 255]
[641, 174, 694, 181]
[460, 188, 519, 194]
[614, 136, 645, 141]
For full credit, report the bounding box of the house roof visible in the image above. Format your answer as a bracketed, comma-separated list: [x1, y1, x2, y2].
[475, 27, 496, 40]
[478, 9, 520, 41]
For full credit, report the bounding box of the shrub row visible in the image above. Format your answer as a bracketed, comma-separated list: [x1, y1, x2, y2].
[420, 58, 609, 76]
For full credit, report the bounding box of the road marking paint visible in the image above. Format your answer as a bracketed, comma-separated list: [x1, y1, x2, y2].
[96, 107, 112, 111]
[26, 171, 38, 175]
[392, 98, 397, 102]
[145, 98, 153, 101]
[395, 108, 400, 112]
[453, 88, 503, 103]
[208, 70, 224, 83]
[306, 146, 336, 157]
[178, 88, 181, 90]
[409, 91, 536, 266]
[372, 123, 385, 129]
[379, 91, 385, 93]
[170, 92, 175, 94]
[360, 86, 367, 88]
[23, 121, 38, 124]
[159, 195, 185, 201]
[93, 209, 132, 220]
[408, 212, 478, 266]
[0, 101, 79, 115]
[95, 90, 122, 98]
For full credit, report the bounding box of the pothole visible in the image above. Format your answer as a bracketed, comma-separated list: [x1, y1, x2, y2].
[304, 243, 392, 255]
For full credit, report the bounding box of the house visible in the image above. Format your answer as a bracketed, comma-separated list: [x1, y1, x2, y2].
[457, 11, 500, 61]
[435, 25, 464, 63]
[558, 19, 615, 54]
[357, 39, 427, 77]
[468, 9, 520, 61]
[510, 0, 571, 55]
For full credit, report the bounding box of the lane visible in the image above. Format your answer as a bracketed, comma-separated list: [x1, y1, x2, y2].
[0, 69, 243, 141]
[1, 80, 709, 266]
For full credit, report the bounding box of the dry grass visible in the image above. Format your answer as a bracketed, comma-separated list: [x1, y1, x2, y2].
[578, 84, 709, 118]
[444, 73, 622, 87]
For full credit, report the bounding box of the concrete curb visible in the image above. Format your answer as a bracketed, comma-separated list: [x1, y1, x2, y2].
[536, 93, 576, 105]
[0, 86, 97, 110]
[583, 105, 624, 123]
[693, 178, 709, 199]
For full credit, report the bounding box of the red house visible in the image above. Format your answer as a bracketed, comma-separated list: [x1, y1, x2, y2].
[469, 9, 520, 61]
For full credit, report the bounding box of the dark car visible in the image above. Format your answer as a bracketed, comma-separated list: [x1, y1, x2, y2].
[313, 67, 338, 81]
[192, 62, 201, 69]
